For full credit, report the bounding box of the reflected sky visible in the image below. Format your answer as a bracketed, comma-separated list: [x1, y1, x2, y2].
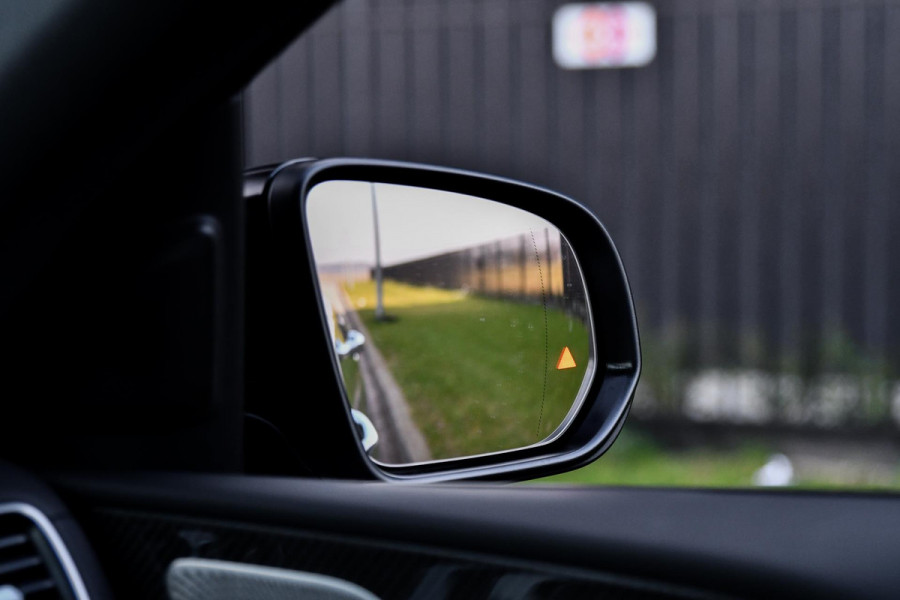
[307, 181, 559, 267]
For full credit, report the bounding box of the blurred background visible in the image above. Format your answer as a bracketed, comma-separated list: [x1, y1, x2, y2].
[242, 0, 900, 489]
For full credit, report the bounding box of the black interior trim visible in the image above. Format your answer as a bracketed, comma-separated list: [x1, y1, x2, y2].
[0, 462, 111, 600]
[85, 508, 721, 600]
[54, 472, 900, 600]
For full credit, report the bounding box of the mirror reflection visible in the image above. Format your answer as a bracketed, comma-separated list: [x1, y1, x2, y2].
[307, 181, 594, 465]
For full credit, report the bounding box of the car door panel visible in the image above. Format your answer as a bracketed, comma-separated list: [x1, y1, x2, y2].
[52, 472, 900, 600]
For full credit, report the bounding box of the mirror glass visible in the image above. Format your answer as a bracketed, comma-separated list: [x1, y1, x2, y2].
[307, 181, 594, 465]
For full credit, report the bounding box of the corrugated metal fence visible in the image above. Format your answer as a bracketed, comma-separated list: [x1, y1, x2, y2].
[381, 229, 589, 320]
[244, 0, 900, 427]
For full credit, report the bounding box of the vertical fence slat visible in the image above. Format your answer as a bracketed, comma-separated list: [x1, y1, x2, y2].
[862, 5, 887, 360]
[658, 7, 679, 340]
[342, 0, 374, 157]
[714, 0, 740, 365]
[698, 8, 718, 364]
[821, 6, 844, 343]
[796, 2, 823, 374]
[839, 4, 868, 355]
[673, 2, 702, 368]
[243, 60, 280, 166]
[282, 33, 312, 159]
[885, 4, 900, 368]
[374, 1, 407, 160]
[737, 4, 761, 366]
[409, 0, 442, 164]
[481, 0, 513, 175]
[778, 3, 800, 372]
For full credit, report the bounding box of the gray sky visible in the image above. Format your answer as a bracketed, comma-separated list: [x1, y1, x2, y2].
[307, 180, 559, 267]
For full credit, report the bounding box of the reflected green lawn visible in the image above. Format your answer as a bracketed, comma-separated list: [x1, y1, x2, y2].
[347, 279, 591, 460]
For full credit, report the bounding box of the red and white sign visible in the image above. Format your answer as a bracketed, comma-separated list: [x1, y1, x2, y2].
[552, 2, 657, 69]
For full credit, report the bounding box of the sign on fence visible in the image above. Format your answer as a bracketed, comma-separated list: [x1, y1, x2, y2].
[552, 2, 657, 69]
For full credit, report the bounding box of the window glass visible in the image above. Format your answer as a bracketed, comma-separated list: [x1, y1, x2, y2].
[244, 0, 900, 490]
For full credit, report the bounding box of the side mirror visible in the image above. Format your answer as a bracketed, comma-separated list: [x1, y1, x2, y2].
[251, 158, 639, 482]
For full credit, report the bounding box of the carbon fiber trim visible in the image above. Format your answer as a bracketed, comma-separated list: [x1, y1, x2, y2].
[81, 509, 718, 600]
[166, 558, 381, 600]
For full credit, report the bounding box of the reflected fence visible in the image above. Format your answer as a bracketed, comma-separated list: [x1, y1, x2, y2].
[380, 229, 589, 323]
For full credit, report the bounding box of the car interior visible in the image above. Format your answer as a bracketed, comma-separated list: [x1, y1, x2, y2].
[2, 1, 899, 599]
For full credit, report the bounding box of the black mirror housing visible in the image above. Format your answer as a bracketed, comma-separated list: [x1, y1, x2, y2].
[245, 158, 640, 482]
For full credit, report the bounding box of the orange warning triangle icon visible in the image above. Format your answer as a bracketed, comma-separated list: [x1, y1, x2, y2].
[556, 346, 577, 370]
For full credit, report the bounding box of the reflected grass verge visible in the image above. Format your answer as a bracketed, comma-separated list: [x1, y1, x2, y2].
[346, 279, 591, 460]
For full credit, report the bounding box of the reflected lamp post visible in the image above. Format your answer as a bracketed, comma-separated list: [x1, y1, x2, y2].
[371, 183, 386, 320]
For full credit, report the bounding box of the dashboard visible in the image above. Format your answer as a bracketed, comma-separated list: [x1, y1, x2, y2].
[1, 461, 722, 600]
[7, 462, 900, 599]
